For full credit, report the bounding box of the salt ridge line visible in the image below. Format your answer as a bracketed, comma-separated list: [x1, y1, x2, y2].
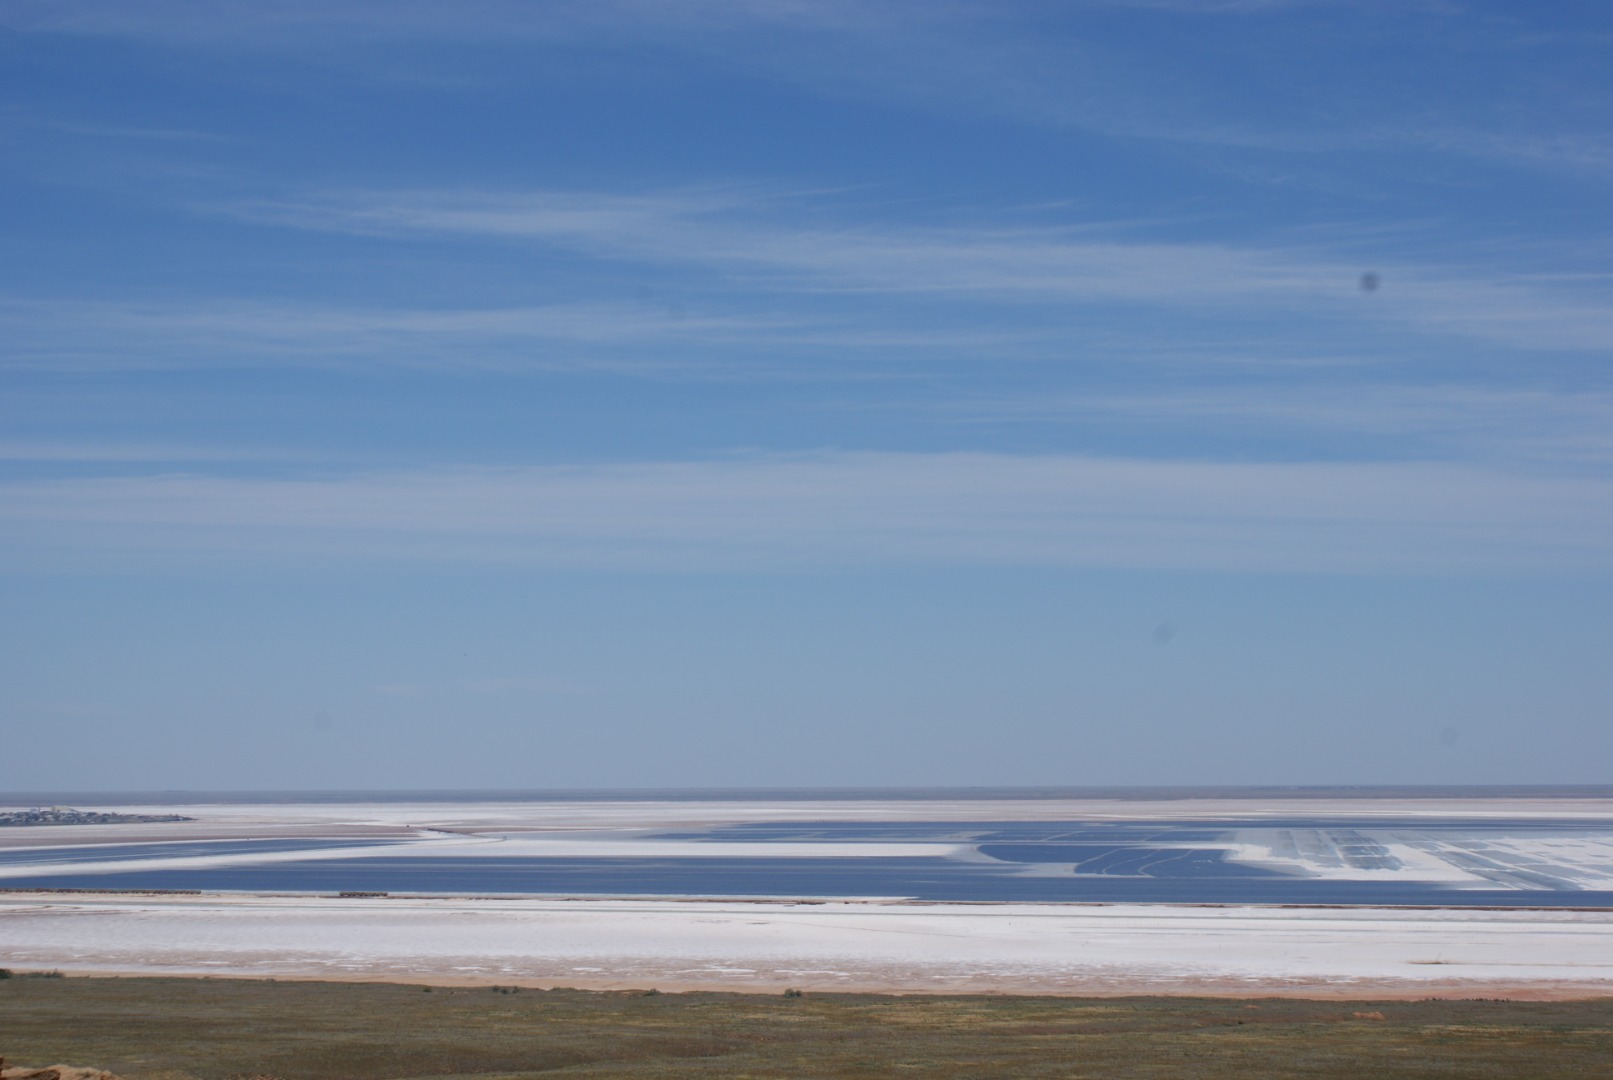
[0, 834, 972, 881]
[31, 797, 1613, 832]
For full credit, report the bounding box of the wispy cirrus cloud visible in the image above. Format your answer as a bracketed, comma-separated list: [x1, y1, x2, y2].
[15, 0, 1605, 179]
[1088, 1, 1355, 10]
[3, 452, 1607, 575]
[926, 384, 1613, 467]
[1, 106, 223, 142]
[0, 296, 819, 374]
[2, 1, 913, 45]
[14, 184, 1612, 378]
[0, 440, 278, 462]
[217, 186, 1613, 353]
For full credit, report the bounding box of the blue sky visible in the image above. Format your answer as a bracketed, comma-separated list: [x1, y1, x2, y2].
[3, 1, 1610, 789]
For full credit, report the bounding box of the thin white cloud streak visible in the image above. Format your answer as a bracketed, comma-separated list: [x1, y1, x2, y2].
[1089, 1, 1352, 10]
[0, 0, 1416, 45]
[1412, 127, 1613, 178]
[0, 297, 815, 373]
[935, 385, 1613, 465]
[4, 1, 919, 46]
[0, 107, 224, 142]
[0, 440, 273, 462]
[2, 452, 1608, 575]
[224, 187, 1613, 353]
[0, 290, 1347, 377]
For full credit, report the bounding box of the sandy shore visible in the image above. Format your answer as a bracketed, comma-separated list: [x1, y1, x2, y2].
[3, 890, 1611, 999]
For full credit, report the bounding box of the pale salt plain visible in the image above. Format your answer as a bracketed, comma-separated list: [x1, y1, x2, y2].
[2, 796, 1612, 997]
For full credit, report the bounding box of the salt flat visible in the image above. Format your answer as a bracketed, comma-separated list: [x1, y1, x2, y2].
[1, 891, 1610, 998]
[3, 796, 1612, 997]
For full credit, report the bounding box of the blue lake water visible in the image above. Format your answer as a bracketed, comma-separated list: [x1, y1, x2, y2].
[4, 816, 1611, 907]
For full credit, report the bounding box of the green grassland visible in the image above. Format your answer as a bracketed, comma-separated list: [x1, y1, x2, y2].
[3, 976, 1611, 1078]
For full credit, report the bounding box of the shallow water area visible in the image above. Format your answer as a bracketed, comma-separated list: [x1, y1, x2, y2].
[3, 793, 1613, 905]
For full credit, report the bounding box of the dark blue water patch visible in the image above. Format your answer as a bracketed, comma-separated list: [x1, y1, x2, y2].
[6, 855, 1613, 908]
[1329, 830, 1398, 870]
[0, 838, 399, 868]
[0, 856, 983, 896]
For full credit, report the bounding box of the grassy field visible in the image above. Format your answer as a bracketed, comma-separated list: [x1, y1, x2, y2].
[2, 976, 1611, 1078]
